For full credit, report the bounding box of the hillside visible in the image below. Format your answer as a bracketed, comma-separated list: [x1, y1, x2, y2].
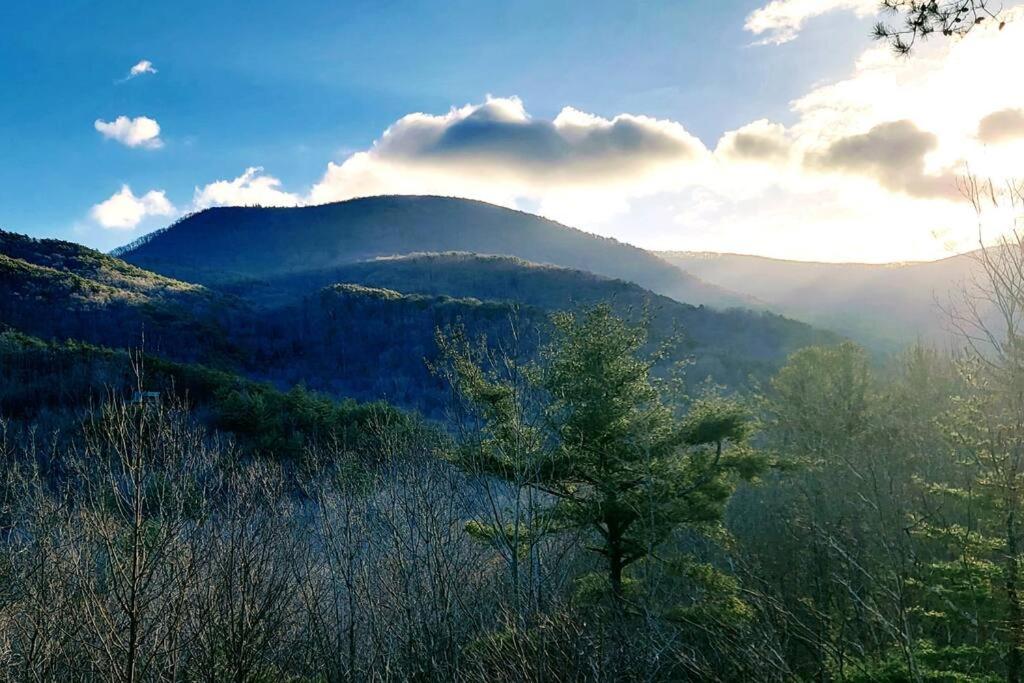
[243, 281, 799, 417]
[4, 231, 836, 417]
[225, 251, 660, 308]
[0, 230, 244, 363]
[242, 284, 547, 415]
[659, 251, 982, 349]
[228, 252, 837, 369]
[1, 230, 205, 298]
[0, 329, 415, 459]
[117, 196, 750, 308]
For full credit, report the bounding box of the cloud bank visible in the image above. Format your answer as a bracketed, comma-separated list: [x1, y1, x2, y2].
[811, 120, 957, 199]
[305, 96, 708, 209]
[714, 119, 792, 162]
[978, 108, 1024, 144]
[193, 167, 301, 209]
[95, 116, 163, 149]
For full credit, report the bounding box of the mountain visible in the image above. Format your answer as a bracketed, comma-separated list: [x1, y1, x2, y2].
[117, 195, 750, 308]
[0, 230, 245, 364]
[3, 229, 835, 418]
[658, 251, 982, 349]
[226, 251, 836, 368]
[225, 251, 699, 310]
[236, 262, 836, 415]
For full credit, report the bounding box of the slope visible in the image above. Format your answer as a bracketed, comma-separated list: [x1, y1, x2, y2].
[3, 231, 837, 418]
[228, 251, 836, 368]
[117, 195, 750, 308]
[659, 251, 981, 349]
[0, 230, 244, 364]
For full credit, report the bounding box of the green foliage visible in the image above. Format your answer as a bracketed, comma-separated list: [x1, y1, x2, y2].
[839, 641, 1005, 683]
[732, 340, 1024, 681]
[659, 557, 755, 625]
[767, 341, 873, 463]
[0, 330, 418, 463]
[442, 304, 764, 607]
[212, 382, 411, 461]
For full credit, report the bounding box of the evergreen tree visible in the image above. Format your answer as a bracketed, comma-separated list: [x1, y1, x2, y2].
[440, 304, 764, 605]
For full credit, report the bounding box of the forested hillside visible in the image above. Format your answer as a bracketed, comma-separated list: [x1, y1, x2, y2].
[247, 284, 545, 416]
[4, 216, 1024, 680]
[118, 196, 750, 308]
[1, 230, 834, 416]
[0, 232, 244, 363]
[660, 250, 981, 348]
[0, 329, 413, 459]
[230, 253, 837, 400]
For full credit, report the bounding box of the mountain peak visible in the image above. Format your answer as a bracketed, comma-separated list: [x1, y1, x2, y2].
[118, 196, 750, 309]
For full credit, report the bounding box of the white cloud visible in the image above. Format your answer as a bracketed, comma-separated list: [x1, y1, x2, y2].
[90, 185, 175, 230]
[94, 116, 163, 149]
[810, 119, 958, 199]
[745, 0, 879, 44]
[681, 8, 1024, 261]
[193, 167, 303, 209]
[126, 60, 157, 79]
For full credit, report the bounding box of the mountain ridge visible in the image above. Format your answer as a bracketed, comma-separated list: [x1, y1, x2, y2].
[3, 229, 838, 416]
[118, 195, 754, 309]
[658, 249, 982, 348]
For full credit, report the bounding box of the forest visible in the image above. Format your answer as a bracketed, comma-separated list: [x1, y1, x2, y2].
[3, 215, 1024, 681]
[0, 227, 833, 419]
[4, 0, 1019, 679]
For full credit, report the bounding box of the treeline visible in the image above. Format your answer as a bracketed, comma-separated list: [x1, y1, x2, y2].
[4, 236, 1024, 681]
[2, 230, 837, 420]
[2, 308, 1019, 681]
[0, 330, 415, 461]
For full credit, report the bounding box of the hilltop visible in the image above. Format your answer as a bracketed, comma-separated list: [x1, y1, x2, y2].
[118, 196, 750, 309]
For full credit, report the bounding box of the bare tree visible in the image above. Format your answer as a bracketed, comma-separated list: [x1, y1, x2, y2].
[69, 394, 214, 682]
[944, 175, 1024, 682]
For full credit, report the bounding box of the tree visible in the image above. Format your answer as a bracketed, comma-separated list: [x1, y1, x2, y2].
[874, 1, 1005, 55]
[433, 312, 559, 619]
[440, 305, 763, 607]
[912, 177, 1024, 682]
[749, 343, 967, 681]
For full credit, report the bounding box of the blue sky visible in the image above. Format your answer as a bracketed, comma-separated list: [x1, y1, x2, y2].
[3, 1, 1022, 261]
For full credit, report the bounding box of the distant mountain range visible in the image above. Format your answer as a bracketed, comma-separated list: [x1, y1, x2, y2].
[118, 195, 751, 309]
[116, 195, 984, 350]
[659, 251, 982, 349]
[0, 197, 839, 417]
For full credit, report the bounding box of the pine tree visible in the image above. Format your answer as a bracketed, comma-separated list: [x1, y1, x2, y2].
[439, 304, 763, 606]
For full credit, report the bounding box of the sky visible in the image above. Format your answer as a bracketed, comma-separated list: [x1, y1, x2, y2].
[2, 0, 1024, 262]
